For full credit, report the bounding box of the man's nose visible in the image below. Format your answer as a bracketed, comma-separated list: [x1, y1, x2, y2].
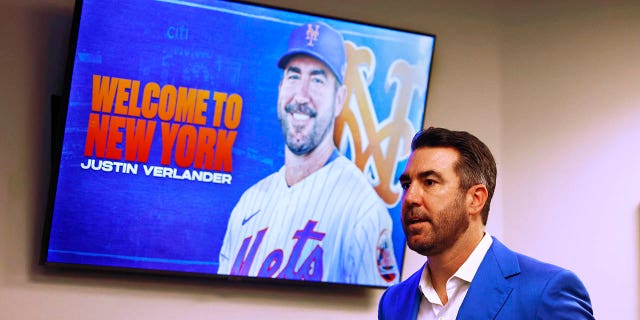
[293, 77, 311, 104]
[402, 182, 422, 207]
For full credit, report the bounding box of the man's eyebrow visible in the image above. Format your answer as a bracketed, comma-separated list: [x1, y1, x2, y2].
[418, 170, 443, 181]
[286, 66, 301, 74]
[310, 69, 327, 77]
[399, 170, 441, 182]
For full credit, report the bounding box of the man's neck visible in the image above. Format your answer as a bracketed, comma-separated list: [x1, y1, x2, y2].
[427, 228, 485, 305]
[284, 139, 336, 186]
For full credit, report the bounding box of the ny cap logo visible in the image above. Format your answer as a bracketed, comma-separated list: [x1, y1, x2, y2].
[305, 24, 320, 46]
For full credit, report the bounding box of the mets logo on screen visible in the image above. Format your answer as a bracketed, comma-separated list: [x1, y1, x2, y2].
[335, 42, 428, 207]
[229, 220, 325, 281]
[305, 23, 320, 46]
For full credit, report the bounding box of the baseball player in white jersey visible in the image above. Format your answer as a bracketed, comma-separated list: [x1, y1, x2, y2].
[218, 21, 399, 287]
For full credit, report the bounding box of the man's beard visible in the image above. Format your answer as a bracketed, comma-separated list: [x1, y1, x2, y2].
[405, 193, 469, 257]
[284, 102, 317, 118]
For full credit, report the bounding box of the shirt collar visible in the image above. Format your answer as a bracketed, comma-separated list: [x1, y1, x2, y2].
[324, 148, 341, 166]
[419, 233, 493, 296]
[453, 233, 493, 282]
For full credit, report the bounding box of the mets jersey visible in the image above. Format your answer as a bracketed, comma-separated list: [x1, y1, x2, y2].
[218, 155, 399, 287]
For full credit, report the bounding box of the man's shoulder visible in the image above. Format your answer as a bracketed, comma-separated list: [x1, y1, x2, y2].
[485, 237, 590, 300]
[511, 248, 589, 297]
[513, 250, 566, 275]
[328, 155, 360, 171]
[488, 237, 571, 277]
[475, 238, 594, 318]
[330, 155, 388, 209]
[238, 167, 284, 197]
[329, 155, 374, 185]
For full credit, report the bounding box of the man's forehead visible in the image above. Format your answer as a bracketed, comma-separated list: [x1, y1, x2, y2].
[285, 55, 332, 73]
[405, 147, 459, 174]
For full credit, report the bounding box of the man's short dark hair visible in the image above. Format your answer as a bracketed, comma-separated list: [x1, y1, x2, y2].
[411, 127, 497, 225]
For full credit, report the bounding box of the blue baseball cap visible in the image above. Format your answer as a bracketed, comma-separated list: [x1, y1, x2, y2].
[277, 22, 346, 84]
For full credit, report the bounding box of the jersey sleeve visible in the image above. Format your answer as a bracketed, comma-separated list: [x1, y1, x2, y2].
[345, 193, 400, 287]
[217, 191, 247, 275]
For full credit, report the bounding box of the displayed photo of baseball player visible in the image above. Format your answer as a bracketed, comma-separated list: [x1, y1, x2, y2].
[218, 21, 400, 287]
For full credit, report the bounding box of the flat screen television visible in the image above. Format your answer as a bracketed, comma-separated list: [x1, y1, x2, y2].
[41, 0, 435, 288]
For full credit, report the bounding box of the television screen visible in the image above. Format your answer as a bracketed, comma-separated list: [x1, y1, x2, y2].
[41, 0, 435, 288]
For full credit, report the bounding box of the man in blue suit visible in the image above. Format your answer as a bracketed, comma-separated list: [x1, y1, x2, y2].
[378, 127, 594, 319]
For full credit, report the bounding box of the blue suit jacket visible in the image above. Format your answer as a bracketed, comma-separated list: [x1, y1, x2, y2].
[378, 237, 594, 319]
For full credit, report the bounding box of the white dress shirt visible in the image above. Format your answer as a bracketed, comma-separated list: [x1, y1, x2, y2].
[417, 233, 493, 320]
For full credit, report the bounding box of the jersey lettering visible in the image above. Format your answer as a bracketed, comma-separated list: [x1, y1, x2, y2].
[277, 220, 325, 280]
[231, 220, 326, 281]
[230, 227, 267, 275]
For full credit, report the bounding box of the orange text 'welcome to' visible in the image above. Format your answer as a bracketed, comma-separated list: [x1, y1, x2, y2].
[83, 74, 243, 172]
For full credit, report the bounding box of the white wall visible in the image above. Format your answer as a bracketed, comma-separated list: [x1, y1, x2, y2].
[0, 0, 636, 319]
[499, 2, 640, 318]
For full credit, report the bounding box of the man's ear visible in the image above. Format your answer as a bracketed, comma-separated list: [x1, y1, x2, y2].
[466, 184, 488, 217]
[334, 84, 347, 117]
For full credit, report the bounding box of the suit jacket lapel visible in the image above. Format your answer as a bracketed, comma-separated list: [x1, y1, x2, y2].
[456, 237, 519, 320]
[401, 265, 424, 320]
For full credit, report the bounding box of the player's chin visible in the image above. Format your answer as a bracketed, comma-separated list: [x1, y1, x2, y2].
[406, 237, 437, 255]
[402, 222, 425, 238]
[404, 220, 432, 234]
[287, 122, 312, 138]
[286, 138, 314, 156]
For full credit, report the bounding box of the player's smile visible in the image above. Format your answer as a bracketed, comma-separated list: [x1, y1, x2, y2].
[285, 103, 317, 122]
[292, 112, 310, 121]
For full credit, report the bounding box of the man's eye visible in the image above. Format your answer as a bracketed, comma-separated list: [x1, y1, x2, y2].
[425, 179, 435, 186]
[400, 182, 410, 190]
[287, 74, 300, 80]
[311, 77, 325, 85]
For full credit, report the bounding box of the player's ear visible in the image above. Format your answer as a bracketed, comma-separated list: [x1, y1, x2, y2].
[466, 184, 488, 217]
[334, 83, 347, 117]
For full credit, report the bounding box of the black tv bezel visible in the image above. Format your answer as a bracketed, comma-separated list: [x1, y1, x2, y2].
[39, 0, 436, 290]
